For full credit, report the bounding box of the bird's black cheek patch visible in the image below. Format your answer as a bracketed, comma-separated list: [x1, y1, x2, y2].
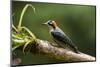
[49, 24, 55, 29]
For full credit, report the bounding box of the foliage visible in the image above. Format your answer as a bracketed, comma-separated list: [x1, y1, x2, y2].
[12, 4, 36, 53]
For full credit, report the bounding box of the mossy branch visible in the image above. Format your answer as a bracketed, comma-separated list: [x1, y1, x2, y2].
[35, 39, 95, 62]
[12, 33, 95, 62]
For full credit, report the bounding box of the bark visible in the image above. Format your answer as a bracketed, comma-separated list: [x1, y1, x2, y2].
[34, 39, 95, 62]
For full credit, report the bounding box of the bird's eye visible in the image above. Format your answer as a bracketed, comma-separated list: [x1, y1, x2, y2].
[48, 22, 52, 25]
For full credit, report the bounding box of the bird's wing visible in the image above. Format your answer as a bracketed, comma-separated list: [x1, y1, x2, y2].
[51, 31, 76, 48]
[51, 31, 79, 53]
[51, 31, 70, 44]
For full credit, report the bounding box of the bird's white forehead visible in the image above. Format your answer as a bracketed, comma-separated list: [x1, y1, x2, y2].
[47, 20, 55, 24]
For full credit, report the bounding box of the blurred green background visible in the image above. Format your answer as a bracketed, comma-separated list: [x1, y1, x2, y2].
[12, 1, 96, 65]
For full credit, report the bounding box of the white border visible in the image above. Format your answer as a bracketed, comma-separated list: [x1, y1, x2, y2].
[0, 0, 10, 67]
[14, 0, 96, 5]
[0, 0, 100, 67]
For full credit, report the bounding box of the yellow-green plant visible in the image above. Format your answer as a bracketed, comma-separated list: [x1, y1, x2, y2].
[12, 4, 36, 54]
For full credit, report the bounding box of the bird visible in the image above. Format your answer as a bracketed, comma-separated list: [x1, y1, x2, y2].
[42, 20, 80, 53]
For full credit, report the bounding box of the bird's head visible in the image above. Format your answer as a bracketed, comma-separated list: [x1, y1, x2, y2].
[42, 20, 57, 29]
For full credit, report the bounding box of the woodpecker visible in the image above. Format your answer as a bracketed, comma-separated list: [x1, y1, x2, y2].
[43, 20, 80, 53]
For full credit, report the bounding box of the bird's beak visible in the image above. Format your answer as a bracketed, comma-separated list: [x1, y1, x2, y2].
[42, 22, 47, 25]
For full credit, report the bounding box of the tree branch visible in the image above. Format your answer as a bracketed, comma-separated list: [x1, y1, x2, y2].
[34, 39, 95, 62]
